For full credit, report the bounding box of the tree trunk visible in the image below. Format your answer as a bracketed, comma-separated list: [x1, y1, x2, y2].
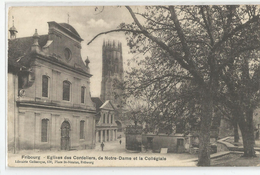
[237, 109, 256, 157]
[233, 120, 239, 143]
[244, 109, 256, 157]
[197, 91, 213, 166]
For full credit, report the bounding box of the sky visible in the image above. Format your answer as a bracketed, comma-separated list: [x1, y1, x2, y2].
[8, 6, 138, 97]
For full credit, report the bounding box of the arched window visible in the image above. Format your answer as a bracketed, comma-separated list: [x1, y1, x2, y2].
[81, 86, 85, 103]
[41, 119, 49, 142]
[63, 80, 71, 101]
[42, 75, 49, 97]
[80, 120, 85, 139]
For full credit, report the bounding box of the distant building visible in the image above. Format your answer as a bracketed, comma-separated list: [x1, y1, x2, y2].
[92, 98, 118, 142]
[99, 40, 130, 134]
[8, 21, 96, 153]
[101, 40, 124, 105]
[125, 125, 191, 153]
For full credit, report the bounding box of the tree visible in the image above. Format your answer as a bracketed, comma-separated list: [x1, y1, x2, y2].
[89, 5, 260, 166]
[219, 49, 260, 156]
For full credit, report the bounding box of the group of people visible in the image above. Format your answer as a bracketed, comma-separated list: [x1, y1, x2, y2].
[100, 139, 122, 151]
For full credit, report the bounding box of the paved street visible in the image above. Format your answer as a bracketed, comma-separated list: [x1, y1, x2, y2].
[95, 139, 126, 153]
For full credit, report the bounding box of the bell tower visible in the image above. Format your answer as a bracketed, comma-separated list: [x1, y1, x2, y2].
[100, 40, 124, 105]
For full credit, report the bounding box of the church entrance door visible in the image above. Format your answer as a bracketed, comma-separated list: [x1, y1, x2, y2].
[61, 121, 70, 150]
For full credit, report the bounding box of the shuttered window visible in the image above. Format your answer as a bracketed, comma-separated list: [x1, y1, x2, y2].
[63, 81, 71, 101]
[80, 121, 85, 139]
[41, 119, 48, 142]
[42, 75, 48, 97]
[81, 86, 85, 103]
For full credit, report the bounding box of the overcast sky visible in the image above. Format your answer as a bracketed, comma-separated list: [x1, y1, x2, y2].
[8, 6, 137, 97]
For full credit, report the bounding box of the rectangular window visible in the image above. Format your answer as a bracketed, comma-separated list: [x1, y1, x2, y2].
[42, 75, 48, 97]
[41, 119, 48, 142]
[107, 114, 110, 123]
[63, 81, 70, 101]
[81, 86, 85, 103]
[103, 114, 105, 123]
[80, 121, 85, 139]
[111, 115, 113, 123]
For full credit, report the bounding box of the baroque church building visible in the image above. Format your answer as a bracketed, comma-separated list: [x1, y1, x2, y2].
[8, 21, 96, 153]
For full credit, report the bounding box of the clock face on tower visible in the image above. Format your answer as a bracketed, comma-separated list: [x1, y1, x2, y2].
[64, 48, 72, 61]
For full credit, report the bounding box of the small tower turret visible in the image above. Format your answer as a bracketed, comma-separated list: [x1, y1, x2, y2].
[9, 16, 18, 40]
[31, 29, 40, 53]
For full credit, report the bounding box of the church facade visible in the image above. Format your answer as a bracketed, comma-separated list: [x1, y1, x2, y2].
[8, 21, 96, 153]
[92, 98, 118, 143]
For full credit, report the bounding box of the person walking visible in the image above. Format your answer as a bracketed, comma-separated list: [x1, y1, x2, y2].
[119, 140, 122, 145]
[101, 142, 104, 151]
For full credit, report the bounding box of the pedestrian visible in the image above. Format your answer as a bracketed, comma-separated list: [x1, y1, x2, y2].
[119, 140, 122, 145]
[101, 142, 104, 151]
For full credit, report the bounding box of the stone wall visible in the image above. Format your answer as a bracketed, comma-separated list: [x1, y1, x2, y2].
[17, 106, 95, 150]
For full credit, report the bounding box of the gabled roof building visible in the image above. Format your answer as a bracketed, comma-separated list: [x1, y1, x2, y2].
[92, 98, 118, 143]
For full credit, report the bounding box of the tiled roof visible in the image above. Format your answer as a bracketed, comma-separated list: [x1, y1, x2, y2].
[91, 97, 104, 123]
[8, 35, 48, 70]
[91, 97, 104, 111]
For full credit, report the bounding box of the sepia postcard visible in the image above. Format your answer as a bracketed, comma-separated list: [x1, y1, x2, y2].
[7, 5, 260, 167]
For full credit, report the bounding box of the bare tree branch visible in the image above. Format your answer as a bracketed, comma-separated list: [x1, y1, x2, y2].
[87, 29, 143, 45]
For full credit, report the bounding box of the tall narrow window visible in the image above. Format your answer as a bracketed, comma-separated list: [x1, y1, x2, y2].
[111, 115, 113, 124]
[80, 120, 85, 139]
[42, 75, 48, 97]
[107, 114, 110, 123]
[103, 114, 105, 123]
[81, 86, 85, 103]
[63, 80, 71, 101]
[41, 119, 48, 142]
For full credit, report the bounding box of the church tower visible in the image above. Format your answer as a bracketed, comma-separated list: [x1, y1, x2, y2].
[100, 40, 124, 105]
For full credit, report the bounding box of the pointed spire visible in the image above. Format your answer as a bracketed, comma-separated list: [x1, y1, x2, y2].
[33, 29, 39, 45]
[67, 13, 70, 24]
[31, 29, 40, 53]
